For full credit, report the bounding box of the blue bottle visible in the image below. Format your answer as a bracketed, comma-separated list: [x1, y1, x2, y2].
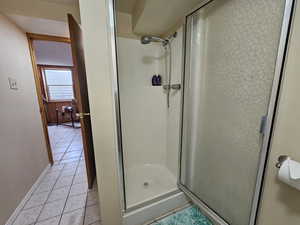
[152, 75, 158, 86]
[156, 75, 162, 86]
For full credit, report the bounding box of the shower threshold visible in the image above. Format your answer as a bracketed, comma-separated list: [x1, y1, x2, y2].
[125, 189, 180, 213]
[123, 191, 189, 225]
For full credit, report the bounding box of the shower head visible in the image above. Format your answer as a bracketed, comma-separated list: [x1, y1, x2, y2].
[140, 35, 169, 46]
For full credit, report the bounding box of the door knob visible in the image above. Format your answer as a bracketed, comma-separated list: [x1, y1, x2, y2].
[76, 112, 90, 119]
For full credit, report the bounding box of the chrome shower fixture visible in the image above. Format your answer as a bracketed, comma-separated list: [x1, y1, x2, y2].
[140, 35, 169, 46]
[140, 32, 178, 108]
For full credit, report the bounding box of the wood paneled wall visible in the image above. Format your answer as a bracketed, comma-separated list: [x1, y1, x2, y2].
[45, 101, 74, 124]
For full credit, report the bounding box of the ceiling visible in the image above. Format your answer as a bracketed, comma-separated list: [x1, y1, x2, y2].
[0, 0, 80, 36]
[6, 14, 70, 37]
[133, 0, 202, 36]
[116, 0, 138, 13]
[38, 0, 77, 5]
[117, 0, 204, 36]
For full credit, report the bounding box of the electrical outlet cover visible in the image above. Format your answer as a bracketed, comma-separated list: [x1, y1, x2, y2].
[8, 77, 18, 90]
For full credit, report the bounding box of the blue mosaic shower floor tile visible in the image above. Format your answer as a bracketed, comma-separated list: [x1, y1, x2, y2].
[153, 206, 213, 225]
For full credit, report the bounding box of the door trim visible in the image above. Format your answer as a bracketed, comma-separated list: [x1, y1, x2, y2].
[27, 33, 71, 165]
[177, 0, 295, 225]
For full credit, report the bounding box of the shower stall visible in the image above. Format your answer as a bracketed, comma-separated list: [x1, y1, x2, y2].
[113, 0, 294, 224]
[116, 27, 184, 209]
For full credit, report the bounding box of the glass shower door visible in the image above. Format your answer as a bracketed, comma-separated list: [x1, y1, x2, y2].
[180, 0, 291, 224]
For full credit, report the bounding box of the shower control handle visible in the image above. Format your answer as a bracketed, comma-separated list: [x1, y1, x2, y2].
[163, 84, 181, 90]
[163, 84, 170, 90]
[171, 84, 181, 90]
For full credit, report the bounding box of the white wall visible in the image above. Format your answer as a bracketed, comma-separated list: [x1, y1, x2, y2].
[117, 37, 167, 167]
[33, 40, 73, 66]
[0, 14, 48, 224]
[117, 28, 183, 176]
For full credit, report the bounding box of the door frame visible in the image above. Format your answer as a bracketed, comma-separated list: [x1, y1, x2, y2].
[27, 33, 71, 165]
[177, 0, 295, 225]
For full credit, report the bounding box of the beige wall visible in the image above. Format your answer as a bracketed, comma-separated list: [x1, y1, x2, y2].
[258, 2, 300, 224]
[79, 0, 122, 225]
[0, 14, 48, 224]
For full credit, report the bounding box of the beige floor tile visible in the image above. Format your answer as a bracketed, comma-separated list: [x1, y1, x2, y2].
[35, 180, 56, 194]
[60, 209, 85, 225]
[84, 205, 100, 225]
[54, 176, 73, 189]
[48, 165, 64, 173]
[38, 200, 65, 221]
[52, 147, 67, 154]
[69, 183, 88, 196]
[73, 174, 87, 185]
[35, 216, 60, 225]
[47, 187, 70, 203]
[64, 151, 82, 159]
[60, 158, 80, 164]
[63, 162, 78, 170]
[13, 206, 43, 225]
[64, 193, 87, 213]
[24, 191, 50, 209]
[87, 191, 99, 207]
[60, 168, 77, 177]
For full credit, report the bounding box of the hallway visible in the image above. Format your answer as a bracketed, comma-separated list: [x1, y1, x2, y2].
[11, 126, 100, 225]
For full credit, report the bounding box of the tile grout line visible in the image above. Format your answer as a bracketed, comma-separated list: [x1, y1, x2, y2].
[32, 163, 67, 225]
[57, 156, 83, 225]
[82, 183, 89, 225]
[54, 133, 74, 164]
[12, 127, 84, 225]
[9, 167, 51, 225]
[12, 165, 63, 225]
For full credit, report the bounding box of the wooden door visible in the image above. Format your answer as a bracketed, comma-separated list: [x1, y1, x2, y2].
[68, 14, 96, 188]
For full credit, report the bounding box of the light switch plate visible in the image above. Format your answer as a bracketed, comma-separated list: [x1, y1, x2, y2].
[8, 77, 18, 90]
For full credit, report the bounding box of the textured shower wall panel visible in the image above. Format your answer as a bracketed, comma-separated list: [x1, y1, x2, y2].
[181, 0, 285, 224]
[117, 37, 167, 167]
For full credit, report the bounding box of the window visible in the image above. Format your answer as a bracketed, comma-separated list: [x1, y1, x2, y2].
[43, 68, 74, 101]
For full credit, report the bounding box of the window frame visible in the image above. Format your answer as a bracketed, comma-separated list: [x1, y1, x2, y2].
[40, 65, 75, 102]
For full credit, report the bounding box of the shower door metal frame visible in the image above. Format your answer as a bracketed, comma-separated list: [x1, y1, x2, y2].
[177, 0, 295, 225]
[107, 0, 127, 213]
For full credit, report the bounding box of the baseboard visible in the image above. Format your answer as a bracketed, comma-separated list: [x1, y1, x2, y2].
[5, 164, 50, 225]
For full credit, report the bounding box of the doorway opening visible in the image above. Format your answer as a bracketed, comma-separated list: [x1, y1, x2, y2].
[27, 15, 96, 189]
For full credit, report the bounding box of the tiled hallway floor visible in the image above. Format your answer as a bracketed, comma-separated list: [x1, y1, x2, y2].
[12, 125, 100, 225]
